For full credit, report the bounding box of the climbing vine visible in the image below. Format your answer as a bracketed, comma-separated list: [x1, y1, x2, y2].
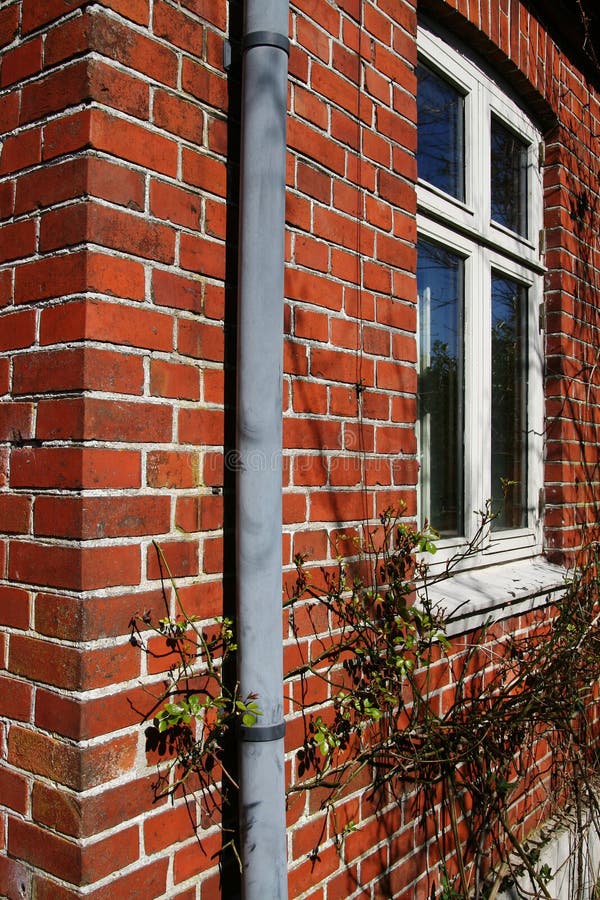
[130, 513, 600, 898]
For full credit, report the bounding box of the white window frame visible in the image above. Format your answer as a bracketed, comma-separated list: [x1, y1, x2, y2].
[416, 20, 545, 571]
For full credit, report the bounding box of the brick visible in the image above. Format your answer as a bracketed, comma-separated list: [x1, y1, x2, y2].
[175, 494, 223, 533]
[178, 408, 224, 445]
[34, 494, 171, 540]
[34, 588, 165, 641]
[146, 538, 199, 580]
[22, 0, 86, 34]
[180, 232, 226, 280]
[0, 269, 12, 307]
[147, 450, 200, 488]
[1, 36, 43, 87]
[150, 179, 201, 229]
[153, 88, 204, 144]
[32, 782, 81, 840]
[153, 1, 204, 56]
[202, 535, 222, 573]
[88, 57, 150, 119]
[294, 234, 329, 273]
[284, 418, 342, 450]
[40, 299, 173, 351]
[34, 691, 83, 742]
[86, 157, 146, 211]
[173, 834, 221, 884]
[0, 494, 31, 534]
[88, 10, 176, 84]
[8, 818, 80, 884]
[0, 357, 8, 393]
[0, 5, 19, 49]
[284, 340, 309, 376]
[288, 118, 346, 176]
[182, 57, 228, 110]
[311, 347, 364, 384]
[39, 201, 176, 264]
[0, 92, 20, 137]
[295, 84, 328, 130]
[11, 446, 140, 490]
[182, 148, 226, 197]
[36, 397, 173, 443]
[293, 454, 328, 487]
[286, 268, 343, 311]
[88, 108, 178, 177]
[0, 179, 15, 221]
[43, 13, 90, 67]
[102, 0, 150, 25]
[0, 126, 42, 175]
[177, 319, 224, 360]
[9, 727, 136, 790]
[152, 269, 202, 313]
[0, 219, 36, 263]
[376, 360, 417, 392]
[0, 308, 36, 351]
[81, 827, 140, 883]
[144, 802, 196, 855]
[0, 767, 28, 815]
[36, 684, 149, 741]
[179, 0, 226, 29]
[294, 308, 329, 342]
[85, 859, 168, 900]
[0, 586, 30, 629]
[14, 158, 86, 216]
[20, 60, 88, 126]
[34, 774, 160, 841]
[42, 108, 92, 161]
[8, 541, 141, 590]
[9, 634, 138, 690]
[150, 358, 200, 400]
[13, 347, 144, 396]
[292, 380, 328, 414]
[14, 252, 86, 303]
[0, 401, 34, 441]
[0, 674, 33, 720]
[203, 282, 225, 319]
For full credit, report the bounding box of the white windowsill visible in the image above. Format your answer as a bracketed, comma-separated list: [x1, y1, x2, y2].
[420, 556, 568, 635]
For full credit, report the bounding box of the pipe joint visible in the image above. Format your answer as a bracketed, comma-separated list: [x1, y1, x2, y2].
[242, 30, 290, 55]
[239, 721, 286, 742]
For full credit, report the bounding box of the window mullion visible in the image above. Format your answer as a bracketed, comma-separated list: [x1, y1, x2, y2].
[464, 246, 490, 546]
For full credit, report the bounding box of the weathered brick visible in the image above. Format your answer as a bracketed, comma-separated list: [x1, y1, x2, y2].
[8, 541, 141, 591]
[8, 726, 137, 790]
[36, 397, 173, 443]
[40, 299, 173, 351]
[34, 494, 171, 540]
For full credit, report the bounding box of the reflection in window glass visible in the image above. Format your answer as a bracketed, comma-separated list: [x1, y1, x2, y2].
[418, 239, 464, 537]
[417, 62, 465, 201]
[491, 274, 528, 530]
[491, 116, 528, 236]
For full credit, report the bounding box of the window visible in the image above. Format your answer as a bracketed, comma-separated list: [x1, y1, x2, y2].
[416, 22, 544, 564]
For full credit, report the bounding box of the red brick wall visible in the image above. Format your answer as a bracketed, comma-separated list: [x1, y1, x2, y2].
[0, 0, 599, 897]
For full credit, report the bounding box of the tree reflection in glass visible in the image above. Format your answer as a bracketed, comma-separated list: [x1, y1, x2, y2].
[417, 62, 465, 201]
[418, 239, 464, 536]
[491, 273, 528, 529]
[491, 116, 528, 236]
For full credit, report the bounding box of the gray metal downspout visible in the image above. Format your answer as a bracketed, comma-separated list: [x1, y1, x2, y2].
[236, 1, 289, 898]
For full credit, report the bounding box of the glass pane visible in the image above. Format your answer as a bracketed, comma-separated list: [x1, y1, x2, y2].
[417, 62, 465, 201]
[417, 239, 464, 537]
[491, 116, 528, 236]
[491, 274, 528, 530]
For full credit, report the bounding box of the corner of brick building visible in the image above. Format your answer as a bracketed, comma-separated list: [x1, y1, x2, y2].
[0, 0, 228, 896]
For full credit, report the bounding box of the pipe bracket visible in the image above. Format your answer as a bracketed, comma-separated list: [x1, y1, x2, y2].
[242, 30, 290, 56]
[239, 721, 286, 742]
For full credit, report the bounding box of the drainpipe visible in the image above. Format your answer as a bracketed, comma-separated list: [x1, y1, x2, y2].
[236, 0, 289, 897]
